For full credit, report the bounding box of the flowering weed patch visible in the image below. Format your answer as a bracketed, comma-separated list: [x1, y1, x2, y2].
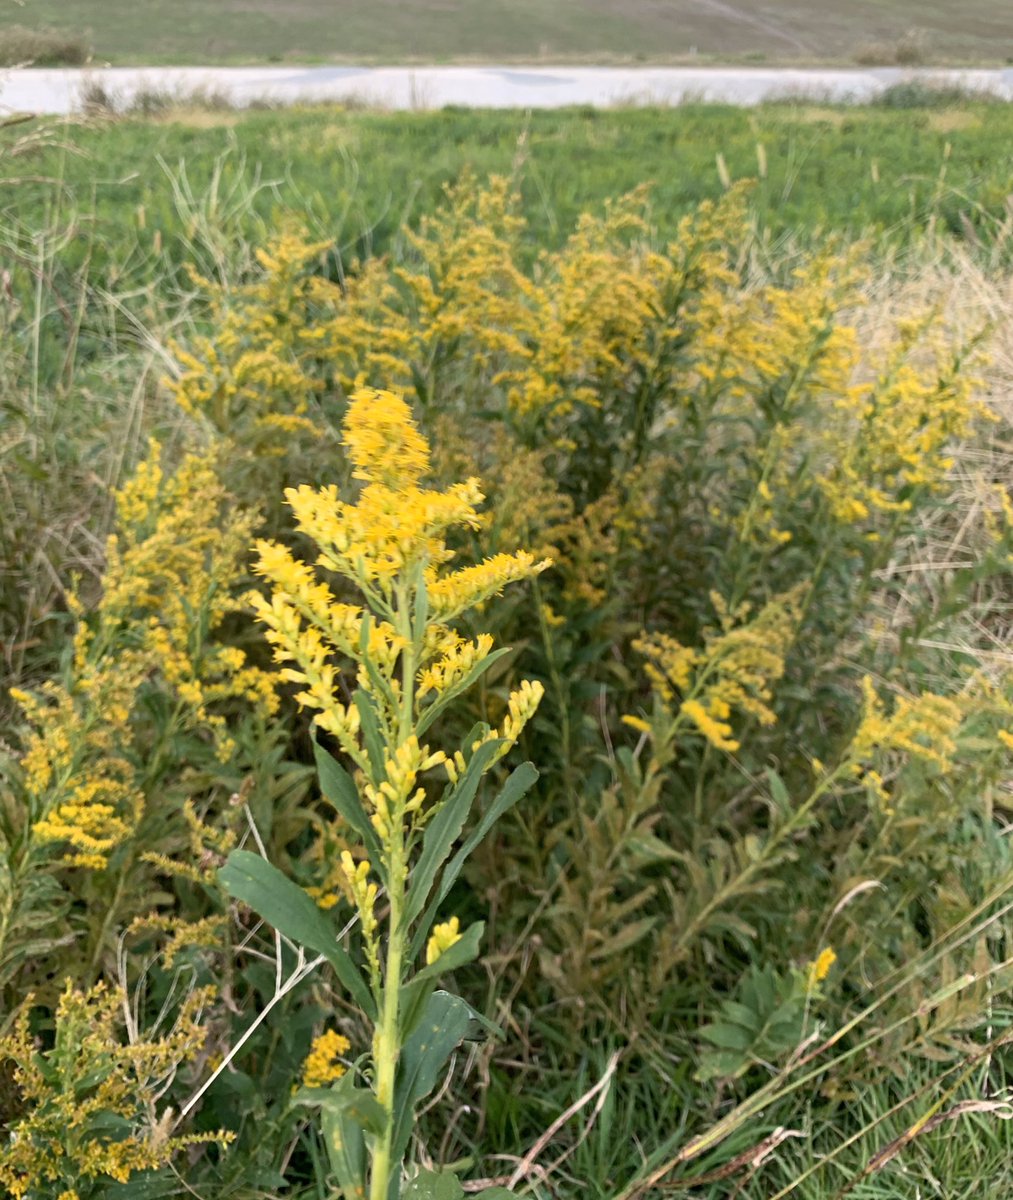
[2, 170, 1013, 1198]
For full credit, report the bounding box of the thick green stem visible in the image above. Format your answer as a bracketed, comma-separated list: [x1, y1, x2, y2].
[370, 855, 405, 1200]
[368, 581, 419, 1200]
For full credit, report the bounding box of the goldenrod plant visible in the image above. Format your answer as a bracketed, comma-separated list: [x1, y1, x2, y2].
[0, 982, 228, 1198]
[1, 443, 278, 1005]
[220, 387, 547, 1200]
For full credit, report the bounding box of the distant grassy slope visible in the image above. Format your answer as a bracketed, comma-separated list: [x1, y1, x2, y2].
[2, 0, 1012, 64]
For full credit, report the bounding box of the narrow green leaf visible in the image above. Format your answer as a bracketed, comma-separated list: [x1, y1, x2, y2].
[319, 1073, 367, 1198]
[765, 767, 791, 815]
[410, 762, 537, 959]
[104, 1175, 181, 1200]
[314, 739, 385, 880]
[354, 685, 387, 783]
[410, 563, 429, 645]
[404, 739, 505, 928]
[398, 922, 483, 1040]
[391, 991, 473, 1167]
[219, 850, 375, 1017]
[412, 921, 483, 987]
[403, 1168, 465, 1200]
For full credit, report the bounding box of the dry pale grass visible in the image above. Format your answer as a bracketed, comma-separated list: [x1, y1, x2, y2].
[850, 243, 1013, 727]
[780, 106, 852, 128]
[927, 110, 984, 133]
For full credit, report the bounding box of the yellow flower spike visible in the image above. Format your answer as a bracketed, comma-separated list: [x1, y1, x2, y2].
[339, 852, 380, 973]
[418, 634, 494, 698]
[426, 551, 551, 621]
[852, 676, 962, 774]
[242, 377, 546, 1200]
[426, 917, 462, 967]
[806, 947, 837, 991]
[680, 698, 740, 753]
[343, 388, 431, 489]
[499, 679, 546, 745]
[621, 714, 652, 736]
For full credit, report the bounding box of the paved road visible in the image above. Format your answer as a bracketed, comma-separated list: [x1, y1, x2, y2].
[2, 65, 1012, 114]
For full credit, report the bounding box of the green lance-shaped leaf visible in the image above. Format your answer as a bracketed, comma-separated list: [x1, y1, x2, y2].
[390, 990, 475, 1173]
[399, 921, 483, 1040]
[403, 1168, 465, 1200]
[314, 738, 386, 883]
[104, 1175, 182, 1200]
[354, 685, 388, 785]
[219, 850, 375, 1017]
[403, 738, 506, 928]
[409, 560, 430, 645]
[409, 762, 538, 960]
[292, 1078, 387, 1137]
[318, 1072, 369, 1199]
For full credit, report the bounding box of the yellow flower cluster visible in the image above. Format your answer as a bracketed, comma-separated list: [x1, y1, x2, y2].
[170, 229, 335, 449]
[301, 1029, 352, 1088]
[251, 389, 549, 775]
[852, 675, 963, 788]
[0, 983, 228, 1197]
[628, 589, 804, 754]
[806, 946, 837, 991]
[398, 172, 536, 379]
[11, 676, 145, 870]
[251, 387, 547, 972]
[11, 444, 277, 871]
[425, 916, 462, 966]
[816, 316, 989, 527]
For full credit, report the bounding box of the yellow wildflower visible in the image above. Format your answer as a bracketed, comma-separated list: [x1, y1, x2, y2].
[426, 917, 462, 966]
[301, 1029, 352, 1088]
[343, 388, 430, 488]
[629, 588, 803, 753]
[252, 389, 549, 795]
[852, 676, 962, 774]
[0, 984, 228, 1196]
[806, 946, 837, 990]
[680, 698, 740, 754]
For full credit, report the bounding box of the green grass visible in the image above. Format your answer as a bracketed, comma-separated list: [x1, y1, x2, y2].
[5, 101, 1013, 302]
[2, 0, 1012, 65]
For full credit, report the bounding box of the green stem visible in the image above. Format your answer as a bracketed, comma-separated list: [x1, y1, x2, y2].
[370, 852, 405, 1200]
[368, 580, 419, 1200]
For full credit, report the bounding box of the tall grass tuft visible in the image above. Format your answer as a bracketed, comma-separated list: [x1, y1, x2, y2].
[0, 26, 91, 67]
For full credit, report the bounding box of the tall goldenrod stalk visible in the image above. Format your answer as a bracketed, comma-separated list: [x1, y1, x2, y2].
[226, 388, 548, 1199]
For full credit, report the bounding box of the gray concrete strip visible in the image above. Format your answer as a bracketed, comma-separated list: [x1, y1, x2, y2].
[1, 65, 1011, 115]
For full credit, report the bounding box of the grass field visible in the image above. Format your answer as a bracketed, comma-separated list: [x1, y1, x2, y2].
[6, 100, 1013, 304]
[1, 0, 1012, 65]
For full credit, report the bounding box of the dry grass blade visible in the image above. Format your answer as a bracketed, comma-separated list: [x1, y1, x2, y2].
[658, 1127, 805, 1191]
[864, 1098, 1013, 1173]
[462, 1051, 620, 1193]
